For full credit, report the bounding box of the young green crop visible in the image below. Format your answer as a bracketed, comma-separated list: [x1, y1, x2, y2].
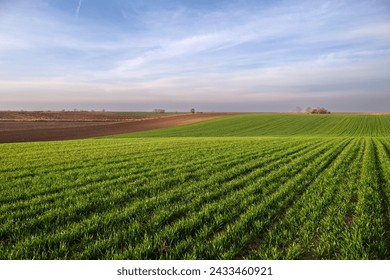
[110, 114, 390, 138]
[1, 114, 390, 259]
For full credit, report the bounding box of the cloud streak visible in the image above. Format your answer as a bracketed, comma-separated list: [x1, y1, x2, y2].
[75, 0, 83, 18]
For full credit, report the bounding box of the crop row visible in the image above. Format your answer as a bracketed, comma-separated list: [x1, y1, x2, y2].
[1, 137, 389, 259]
[115, 114, 390, 138]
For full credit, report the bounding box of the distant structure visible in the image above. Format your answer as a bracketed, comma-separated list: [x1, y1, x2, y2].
[153, 108, 165, 113]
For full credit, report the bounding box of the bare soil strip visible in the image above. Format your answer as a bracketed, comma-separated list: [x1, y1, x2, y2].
[0, 113, 231, 143]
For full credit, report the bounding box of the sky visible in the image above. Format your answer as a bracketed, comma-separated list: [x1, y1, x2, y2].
[0, 0, 389, 112]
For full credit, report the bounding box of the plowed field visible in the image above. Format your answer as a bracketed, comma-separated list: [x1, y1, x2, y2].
[0, 111, 230, 143]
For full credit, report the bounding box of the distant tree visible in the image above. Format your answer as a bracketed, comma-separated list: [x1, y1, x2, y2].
[305, 106, 312, 114]
[190, 108, 196, 114]
[102, 109, 105, 112]
[317, 107, 329, 114]
[153, 108, 165, 113]
[310, 107, 329, 114]
[294, 106, 302, 113]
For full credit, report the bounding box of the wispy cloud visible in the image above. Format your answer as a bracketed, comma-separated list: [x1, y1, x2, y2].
[348, 23, 390, 39]
[103, 0, 390, 81]
[75, 0, 83, 18]
[114, 29, 257, 73]
[1, 0, 390, 111]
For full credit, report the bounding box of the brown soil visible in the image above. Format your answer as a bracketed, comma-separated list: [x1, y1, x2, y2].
[0, 111, 232, 143]
[0, 111, 168, 121]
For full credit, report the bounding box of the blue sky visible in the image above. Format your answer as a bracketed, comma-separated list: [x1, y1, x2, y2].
[0, 0, 389, 112]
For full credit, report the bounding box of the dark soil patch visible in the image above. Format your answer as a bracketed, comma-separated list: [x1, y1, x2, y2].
[0, 112, 233, 143]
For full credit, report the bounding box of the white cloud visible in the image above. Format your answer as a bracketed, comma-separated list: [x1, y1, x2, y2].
[348, 23, 390, 39]
[113, 28, 260, 74]
[75, 0, 83, 18]
[0, 34, 32, 50]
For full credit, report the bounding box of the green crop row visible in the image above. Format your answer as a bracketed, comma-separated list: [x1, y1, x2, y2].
[1, 135, 389, 259]
[1, 113, 390, 259]
[111, 114, 390, 138]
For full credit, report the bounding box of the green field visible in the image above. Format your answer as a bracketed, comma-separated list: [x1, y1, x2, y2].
[113, 114, 390, 137]
[1, 114, 390, 259]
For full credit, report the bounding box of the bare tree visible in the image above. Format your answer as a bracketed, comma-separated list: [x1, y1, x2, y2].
[310, 107, 329, 114]
[190, 108, 196, 114]
[294, 106, 302, 113]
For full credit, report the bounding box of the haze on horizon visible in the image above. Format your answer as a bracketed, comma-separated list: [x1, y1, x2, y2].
[0, 0, 389, 112]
